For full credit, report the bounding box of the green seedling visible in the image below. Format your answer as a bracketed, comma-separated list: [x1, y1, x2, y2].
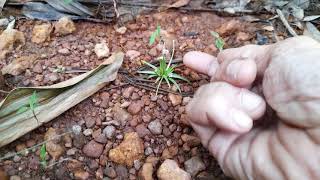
[17, 91, 40, 124]
[149, 25, 161, 46]
[210, 31, 225, 52]
[138, 41, 189, 95]
[40, 144, 47, 168]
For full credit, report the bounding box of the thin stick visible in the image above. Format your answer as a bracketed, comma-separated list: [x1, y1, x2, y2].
[276, 9, 298, 37]
[0, 131, 72, 161]
[167, 40, 175, 70]
[112, 0, 120, 18]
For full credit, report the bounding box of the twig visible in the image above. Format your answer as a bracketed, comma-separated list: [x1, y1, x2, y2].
[0, 131, 72, 161]
[276, 9, 298, 37]
[45, 158, 70, 169]
[0, 90, 10, 94]
[112, 0, 120, 18]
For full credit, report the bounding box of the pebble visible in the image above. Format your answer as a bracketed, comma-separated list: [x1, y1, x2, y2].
[148, 47, 158, 57]
[182, 97, 191, 106]
[144, 147, 153, 156]
[116, 26, 127, 34]
[83, 129, 93, 136]
[168, 93, 182, 106]
[181, 134, 201, 147]
[142, 114, 152, 123]
[13, 155, 21, 162]
[123, 86, 134, 99]
[134, 160, 142, 170]
[82, 140, 104, 158]
[72, 125, 82, 135]
[139, 163, 153, 180]
[94, 42, 110, 59]
[184, 156, 206, 176]
[113, 106, 132, 126]
[115, 165, 129, 179]
[103, 126, 116, 139]
[58, 48, 71, 55]
[85, 117, 96, 128]
[157, 100, 168, 111]
[44, 128, 64, 159]
[104, 164, 117, 178]
[148, 120, 162, 135]
[136, 124, 151, 137]
[102, 120, 120, 127]
[0, 18, 9, 27]
[109, 132, 144, 167]
[66, 148, 77, 156]
[120, 101, 131, 108]
[74, 170, 90, 180]
[54, 17, 76, 35]
[126, 50, 141, 60]
[128, 101, 144, 115]
[157, 159, 191, 180]
[31, 23, 52, 43]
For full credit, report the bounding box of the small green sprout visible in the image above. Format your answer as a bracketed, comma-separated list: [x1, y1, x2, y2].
[210, 31, 225, 52]
[138, 41, 189, 95]
[17, 91, 40, 124]
[40, 144, 47, 168]
[149, 25, 161, 46]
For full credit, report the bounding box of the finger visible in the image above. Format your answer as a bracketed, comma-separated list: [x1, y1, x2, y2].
[218, 44, 272, 76]
[213, 58, 257, 87]
[183, 51, 219, 77]
[187, 82, 266, 133]
[184, 51, 257, 87]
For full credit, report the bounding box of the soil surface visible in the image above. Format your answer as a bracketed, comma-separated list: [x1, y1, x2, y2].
[0, 10, 271, 180]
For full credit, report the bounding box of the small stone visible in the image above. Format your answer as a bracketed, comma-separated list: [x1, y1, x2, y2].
[31, 23, 52, 43]
[109, 132, 144, 167]
[44, 128, 64, 160]
[148, 47, 158, 57]
[54, 17, 76, 36]
[94, 42, 110, 59]
[184, 156, 206, 176]
[100, 92, 110, 108]
[0, 18, 9, 27]
[33, 63, 43, 73]
[116, 26, 127, 34]
[115, 165, 129, 179]
[144, 147, 153, 156]
[157, 100, 168, 111]
[85, 117, 96, 128]
[128, 101, 144, 115]
[74, 170, 90, 180]
[10, 175, 21, 180]
[66, 148, 77, 156]
[58, 48, 70, 55]
[26, 139, 36, 147]
[136, 124, 151, 137]
[181, 134, 201, 147]
[139, 163, 153, 180]
[47, 73, 59, 82]
[104, 164, 117, 178]
[67, 159, 83, 171]
[83, 140, 104, 158]
[72, 125, 82, 135]
[142, 114, 152, 123]
[157, 159, 191, 180]
[13, 155, 21, 162]
[103, 126, 116, 139]
[123, 86, 134, 99]
[83, 129, 93, 136]
[126, 50, 141, 60]
[161, 146, 178, 159]
[113, 106, 132, 126]
[121, 101, 131, 108]
[0, 28, 25, 60]
[134, 160, 142, 170]
[148, 120, 162, 135]
[236, 32, 250, 41]
[88, 159, 99, 170]
[168, 93, 182, 106]
[182, 97, 191, 106]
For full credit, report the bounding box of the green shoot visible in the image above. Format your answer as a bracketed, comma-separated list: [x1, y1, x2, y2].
[64, 0, 73, 4]
[40, 144, 47, 168]
[210, 31, 225, 52]
[17, 91, 40, 124]
[149, 25, 161, 46]
[138, 41, 189, 95]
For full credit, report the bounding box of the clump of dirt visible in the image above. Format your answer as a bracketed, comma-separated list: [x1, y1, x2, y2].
[0, 11, 262, 179]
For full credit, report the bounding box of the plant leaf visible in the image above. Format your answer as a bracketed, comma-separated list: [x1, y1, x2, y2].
[148, 74, 158, 79]
[169, 73, 190, 83]
[215, 38, 225, 52]
[17, 106, 29, 114]
[164, 77, 171, 88]
[40, 144, 46, 161]
[149, 32, 157, 46]
[142, 61, 157, 70]
[156, 25, 161, 36]
[210, 31, 220, 38]
[29, 91, 38, 110]
[137, 70, 157, 75]
[168, 78, 181, 93]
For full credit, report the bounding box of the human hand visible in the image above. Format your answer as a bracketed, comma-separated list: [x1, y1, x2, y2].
[183, 36, 320, 179]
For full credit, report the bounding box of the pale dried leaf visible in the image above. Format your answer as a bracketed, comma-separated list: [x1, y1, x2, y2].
[170, 0, 191, 8]
[304, 22, 320, 42]
[303, 15, 320, 21]
[262, 25, 275, 31]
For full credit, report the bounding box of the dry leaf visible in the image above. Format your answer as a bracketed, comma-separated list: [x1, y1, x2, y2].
[170, 0, 191, 8]
[303, 15, 320, 21]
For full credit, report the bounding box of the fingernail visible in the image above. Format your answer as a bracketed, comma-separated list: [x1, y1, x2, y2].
[241, 91, 262, 112]
[226, 61, 242, 80]
[231, 109, 252, 129]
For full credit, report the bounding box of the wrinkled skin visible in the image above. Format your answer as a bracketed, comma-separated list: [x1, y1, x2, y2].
[183, 36, 320, 180]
